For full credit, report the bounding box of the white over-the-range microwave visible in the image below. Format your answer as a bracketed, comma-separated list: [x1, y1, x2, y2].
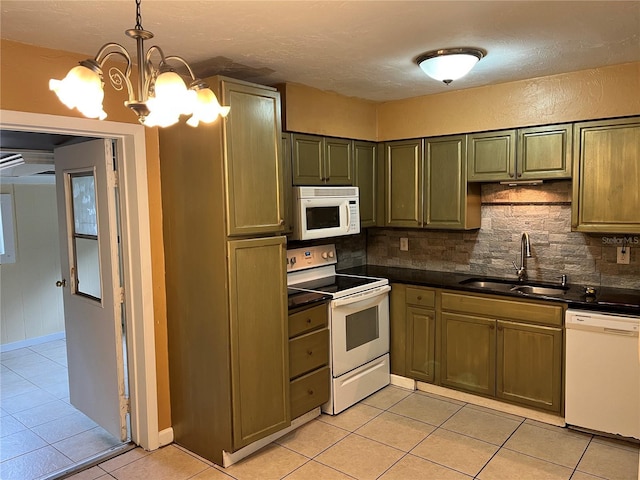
[292, 186, 360, 241]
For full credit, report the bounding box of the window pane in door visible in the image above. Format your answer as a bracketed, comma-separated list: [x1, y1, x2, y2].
[72, 175, 97, 235]
[75, 236, 101, 299]
[345, 306, 379, 351]
[70, 172, 101, 301]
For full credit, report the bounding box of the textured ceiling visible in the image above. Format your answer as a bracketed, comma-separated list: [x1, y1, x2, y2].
[1, 0, 639, 103]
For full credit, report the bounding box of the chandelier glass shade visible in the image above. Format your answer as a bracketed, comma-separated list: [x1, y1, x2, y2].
[49, 0, 229, 128]
[416, 48, 485, 84]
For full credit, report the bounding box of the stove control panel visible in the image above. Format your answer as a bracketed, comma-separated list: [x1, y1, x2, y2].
[287, 244, 337, 272]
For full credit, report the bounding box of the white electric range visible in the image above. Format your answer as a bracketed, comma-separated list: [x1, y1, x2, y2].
[287, 244, 390, 414]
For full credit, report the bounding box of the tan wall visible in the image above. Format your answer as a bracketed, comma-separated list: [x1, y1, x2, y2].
[0, 40, 171, 431]
[279, 62, 640, 142]
[377, 62, 640, 140]
[279, 82, 378, 140]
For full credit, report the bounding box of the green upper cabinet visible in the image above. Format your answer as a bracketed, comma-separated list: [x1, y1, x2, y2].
[468, 124, 572, 182]
[518, 124, 572, 179]
[384, 136, 480, 230]
[384, 139, 423, 228]
[291, 133, 353, 185]
[572, 117, 640, 234]
[353, 141, 379, 227]
[424, 135, 481, 229]
[223, 79, 286, 236]
[467, 130, 516, 181]
[281, 133, 293, 234]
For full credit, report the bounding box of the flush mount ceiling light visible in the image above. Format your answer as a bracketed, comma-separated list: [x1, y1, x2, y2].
[49, 0, 229, 128]
[416, 48, 486, 85]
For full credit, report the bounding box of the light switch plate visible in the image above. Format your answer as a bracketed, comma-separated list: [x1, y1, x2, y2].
[400, 237, 409, 251]
[617, 246, 630, 264]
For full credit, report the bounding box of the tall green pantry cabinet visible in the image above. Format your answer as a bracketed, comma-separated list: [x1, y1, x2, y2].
[158, 77, 290, 466]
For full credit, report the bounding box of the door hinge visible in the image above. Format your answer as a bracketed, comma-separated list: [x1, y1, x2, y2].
[119, 287, 125, 304]
[108, 170, 119, 188]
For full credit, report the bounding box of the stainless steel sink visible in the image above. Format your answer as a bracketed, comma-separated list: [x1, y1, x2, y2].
[510, 285, 568, 297]
[459, 277, 568, 297]
[458, 278, 516, 292]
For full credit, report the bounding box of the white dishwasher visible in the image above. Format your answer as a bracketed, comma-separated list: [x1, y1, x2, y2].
[565, 309, 640, 439]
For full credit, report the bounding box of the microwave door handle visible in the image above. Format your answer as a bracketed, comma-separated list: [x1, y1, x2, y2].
[332, 285, 391, 308]
[345, 203, 350, 229]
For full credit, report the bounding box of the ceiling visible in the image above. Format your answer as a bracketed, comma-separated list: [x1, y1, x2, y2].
[1, 1, 638, 157]
[1, 0, 639, 104]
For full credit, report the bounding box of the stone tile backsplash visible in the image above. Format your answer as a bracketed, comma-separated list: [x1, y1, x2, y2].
[340, 182, 638, 290]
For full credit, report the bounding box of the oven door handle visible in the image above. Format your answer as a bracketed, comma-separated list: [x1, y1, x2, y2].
[331, 285, 391, 308]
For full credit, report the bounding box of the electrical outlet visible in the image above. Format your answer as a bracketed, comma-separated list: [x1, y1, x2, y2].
[617, 246, 630, 264]
[400, 237, 409, 251]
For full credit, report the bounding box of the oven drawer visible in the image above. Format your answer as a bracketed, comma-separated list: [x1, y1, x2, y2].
[289, 328, 330, 379]
[406, 287, 436, 308]
[290, 366, 330, 419]
[288, 303, 328, 338]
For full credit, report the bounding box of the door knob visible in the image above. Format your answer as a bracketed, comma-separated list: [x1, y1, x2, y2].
[56, 279, 67, 287]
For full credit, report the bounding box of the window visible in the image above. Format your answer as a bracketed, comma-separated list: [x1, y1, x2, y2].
[0, 193, 17, 264]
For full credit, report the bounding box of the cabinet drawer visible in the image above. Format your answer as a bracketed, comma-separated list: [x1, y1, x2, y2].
[290, 366, 330, 419]
[288, 303, 327, 338]
[289, 329, 329, 379]
[441, 292, 562, 327]
[406, 287, 436, 308]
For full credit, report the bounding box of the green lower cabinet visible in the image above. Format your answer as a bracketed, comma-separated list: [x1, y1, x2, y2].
[496, 320, 563, 413]
[440, 312, 496, 396]
[406, 306, 436, 383]
[389, 284, 407, 376]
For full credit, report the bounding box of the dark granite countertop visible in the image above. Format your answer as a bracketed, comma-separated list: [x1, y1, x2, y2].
[287, 288, 331, 311]
[338, 265, 640, 316]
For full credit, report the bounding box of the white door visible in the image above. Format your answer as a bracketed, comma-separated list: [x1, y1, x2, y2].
[55, 138, 128, 441]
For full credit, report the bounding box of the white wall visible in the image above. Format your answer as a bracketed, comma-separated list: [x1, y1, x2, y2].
[0, 181, 64, 346]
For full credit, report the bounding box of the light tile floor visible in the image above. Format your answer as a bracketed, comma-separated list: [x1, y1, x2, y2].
[65, 385, 639, 480]
[1, 339, 125, 480]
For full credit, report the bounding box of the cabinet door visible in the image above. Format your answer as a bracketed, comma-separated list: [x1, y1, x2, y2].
[467, 130, 516, 182]
[572, 117, 640, 233]
[384, 139, 423, 227]
[518, 124, 572, 180]
[324, 137, 353, 185]
[281, 133, 293, 234]
[292, 133, 324, 185]
[441, 312, 496, 396]
[424, 135, 468, 229]
[228, 237, 290, 448]
[406, 306, 436, 383]
[353, 141, 378, 227]
[497, 321, 563, 413]
[223, 80, 285, 236]
[389, 283, 407, 376]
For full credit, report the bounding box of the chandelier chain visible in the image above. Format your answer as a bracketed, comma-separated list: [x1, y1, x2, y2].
[135, 0, 143, 30]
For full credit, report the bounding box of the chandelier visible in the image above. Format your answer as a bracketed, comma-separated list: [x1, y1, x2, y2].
[49, 0, 229, 128]
[416, 48, 486, 85]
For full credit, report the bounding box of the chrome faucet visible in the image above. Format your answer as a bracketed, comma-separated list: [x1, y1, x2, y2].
[512, 232, 532, 281]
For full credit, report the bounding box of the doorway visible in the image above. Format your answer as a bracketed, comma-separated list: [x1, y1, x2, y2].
[0, 111, 160, 477]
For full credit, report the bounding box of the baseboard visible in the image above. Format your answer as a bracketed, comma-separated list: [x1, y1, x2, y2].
[158, 427, 174, 447]
[222, 408, 320, 468]
[1, 331, 65, 352]
[415, 381, 566, 427]
[390, 374, 416, 390]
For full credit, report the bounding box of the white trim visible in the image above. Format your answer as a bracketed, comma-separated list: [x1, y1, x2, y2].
[222, 409, 321, 468]
[0, 110, 159, 451]
[0, 331, 65, 352]
[390, 374, 416, 390]
[158, 427, 174, 447]
[415, 381, 565, 427]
